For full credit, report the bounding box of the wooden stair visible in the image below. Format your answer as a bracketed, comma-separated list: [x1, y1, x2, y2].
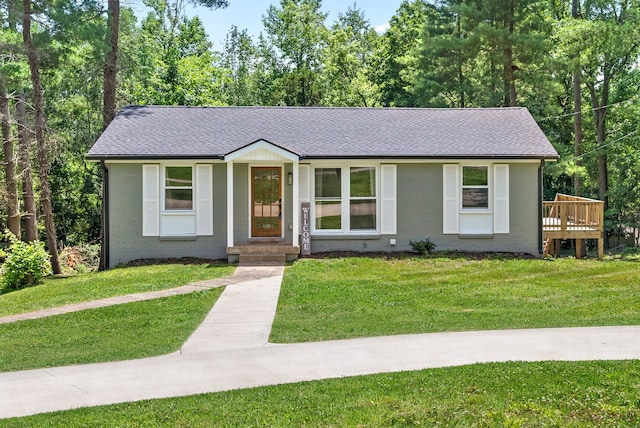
[227, 241, 299, 265]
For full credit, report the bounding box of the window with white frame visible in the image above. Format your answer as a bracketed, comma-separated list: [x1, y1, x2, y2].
[349, 167, 376, 229]
[315, 167, 342, 230]
[164, 166, 193, 210]
[313, 166, 377, 231]
[461, 166, 489, 209]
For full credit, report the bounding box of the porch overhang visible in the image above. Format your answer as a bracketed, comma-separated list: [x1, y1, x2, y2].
[224, 139, 301, 251]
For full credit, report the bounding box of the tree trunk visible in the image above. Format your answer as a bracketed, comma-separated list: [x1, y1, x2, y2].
[572, 71, 583, 196]
[1, 89, 21, 236]
[103, 0, 119, 130]
[572, 0, 583, 196]
[16, 91, 38, 242]
[22, 0, 61, 273]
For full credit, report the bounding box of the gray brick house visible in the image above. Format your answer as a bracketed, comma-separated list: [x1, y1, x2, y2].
[87, 105, 558, 267]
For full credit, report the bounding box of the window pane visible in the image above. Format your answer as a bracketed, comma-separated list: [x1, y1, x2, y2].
[350, 167, 375, 197]
[350, 200, 376, 230]
[166, 167, 192, 187]
[463, 166, 488, 186]
[315, 168, 341, 198]
[165, 189, 193, 210]
[315, 201, 341, 229]
[462, 188, 488, 208]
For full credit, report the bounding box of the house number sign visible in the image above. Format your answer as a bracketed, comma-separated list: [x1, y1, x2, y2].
[301, 202, 311, 255]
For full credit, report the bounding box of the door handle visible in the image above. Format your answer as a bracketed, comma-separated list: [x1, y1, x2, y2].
[278, 198, 282, 219]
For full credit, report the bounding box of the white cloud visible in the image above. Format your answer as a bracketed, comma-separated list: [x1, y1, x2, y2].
[374, 23, 390, 34]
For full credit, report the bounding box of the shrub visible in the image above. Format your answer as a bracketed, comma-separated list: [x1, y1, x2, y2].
[1, 233, 52, 293]
[409, 238, 437, 255]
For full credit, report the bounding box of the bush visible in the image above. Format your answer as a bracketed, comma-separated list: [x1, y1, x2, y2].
[1, 233, 52, 293]
[409, 238, 437, 255]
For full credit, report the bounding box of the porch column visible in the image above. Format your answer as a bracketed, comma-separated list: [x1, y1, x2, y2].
[292, 162, 299, 247]
[226, 161, 234, 248]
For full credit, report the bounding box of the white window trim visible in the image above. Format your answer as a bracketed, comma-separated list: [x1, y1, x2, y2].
[460, 164, 492, 212]
[311, 163, 380, 235]
[162, 165, 196, 214]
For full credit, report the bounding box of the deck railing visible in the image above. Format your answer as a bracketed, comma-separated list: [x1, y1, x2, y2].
[542, 194, 604, 259]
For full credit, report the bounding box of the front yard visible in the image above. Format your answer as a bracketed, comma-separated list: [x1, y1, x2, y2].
[1, 254, 639, 426]
[271, 254, 640, 342]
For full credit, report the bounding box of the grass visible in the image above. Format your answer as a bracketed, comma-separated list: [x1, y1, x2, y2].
[270, 254, 640, 342]
[0, 262, 234, 317]
[5, 360, 640, 426]
[0, 289, 223, 372]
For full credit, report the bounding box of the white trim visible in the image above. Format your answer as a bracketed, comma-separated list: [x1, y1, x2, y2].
[225, 140, 299, 163]
[227, 162, 234, 247]
[292, 164, 299, 247]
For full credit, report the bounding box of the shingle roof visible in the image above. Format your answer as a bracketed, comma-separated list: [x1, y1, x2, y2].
[87, 105, 558, 160]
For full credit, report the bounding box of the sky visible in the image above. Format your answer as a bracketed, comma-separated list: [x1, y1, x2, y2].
[129, 1, 406, 48]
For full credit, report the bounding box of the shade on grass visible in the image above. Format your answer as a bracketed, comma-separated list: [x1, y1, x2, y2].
[0, 263, 234, 317]
[270, 256, 640, 342]
[7, 360, 640, 426]
[0, 289, 223, 372]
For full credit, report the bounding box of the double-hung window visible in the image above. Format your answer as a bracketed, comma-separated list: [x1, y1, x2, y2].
[165, 166, 193, 211]
[461, 166, 489, 209]
[314, 166, 377, 232]
[349, 167, 376, 229]
[315, 168, 342, 230]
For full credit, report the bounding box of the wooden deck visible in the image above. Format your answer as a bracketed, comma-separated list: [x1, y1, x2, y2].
[543, 194, 604, 260]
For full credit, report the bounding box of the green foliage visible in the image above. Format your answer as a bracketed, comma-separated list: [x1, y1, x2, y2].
[1, 233, 52, 293]
[59, 244, 101, 273]
[409, 237, 437, 255]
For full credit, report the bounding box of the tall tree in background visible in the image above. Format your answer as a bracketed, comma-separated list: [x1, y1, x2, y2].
[22, 0, 61, 273]
[321, 5, 380, 107]
[262, 0, 328, 106]
[0, 89, 20, 236]
[16, 92, 37, 242]
[571, 0, 583, 196]
[103, 0, 120, 130]
[219, 26, 259, 105]
[374, 0, 431, 107]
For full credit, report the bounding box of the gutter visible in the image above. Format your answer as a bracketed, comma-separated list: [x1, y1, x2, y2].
[538, 160, 544, 255]
[100, 161, 110, 270]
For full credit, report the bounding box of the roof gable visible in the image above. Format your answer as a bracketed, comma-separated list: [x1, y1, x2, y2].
[87, 106, 559, 160]
[224, 139, 300, 162]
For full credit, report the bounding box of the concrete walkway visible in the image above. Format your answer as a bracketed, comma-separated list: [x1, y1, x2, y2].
[1, 265, 640, 419]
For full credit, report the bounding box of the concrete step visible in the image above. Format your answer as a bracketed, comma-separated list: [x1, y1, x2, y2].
[238, 254, 287, 266]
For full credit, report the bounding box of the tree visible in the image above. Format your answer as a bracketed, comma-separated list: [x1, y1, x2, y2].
[22, 0, 61, 273]
[15, 92, 37, 242]
[321, 5, 380, 107]
[0, 89, 20, 236]
[103, 0, 120, 130]
[219, 26, 259, 105]
[262, 0, 328, 106]
[374, 0, 431, 107]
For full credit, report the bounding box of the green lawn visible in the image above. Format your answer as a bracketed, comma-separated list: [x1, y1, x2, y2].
[270, 254, 640, 342]
[0, 262, 234, 317]
[6, 360, 639, 426]
[0, 289, 223, 372]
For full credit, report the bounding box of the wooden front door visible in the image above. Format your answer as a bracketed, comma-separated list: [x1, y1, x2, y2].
[251, 167, 282, 237]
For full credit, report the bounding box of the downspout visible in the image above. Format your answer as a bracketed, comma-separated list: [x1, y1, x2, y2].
[538, 160, 544, 255]
[100, 160, 110, 270]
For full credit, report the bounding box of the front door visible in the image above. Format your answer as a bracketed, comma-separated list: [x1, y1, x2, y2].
[251, 167, 282, 237]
